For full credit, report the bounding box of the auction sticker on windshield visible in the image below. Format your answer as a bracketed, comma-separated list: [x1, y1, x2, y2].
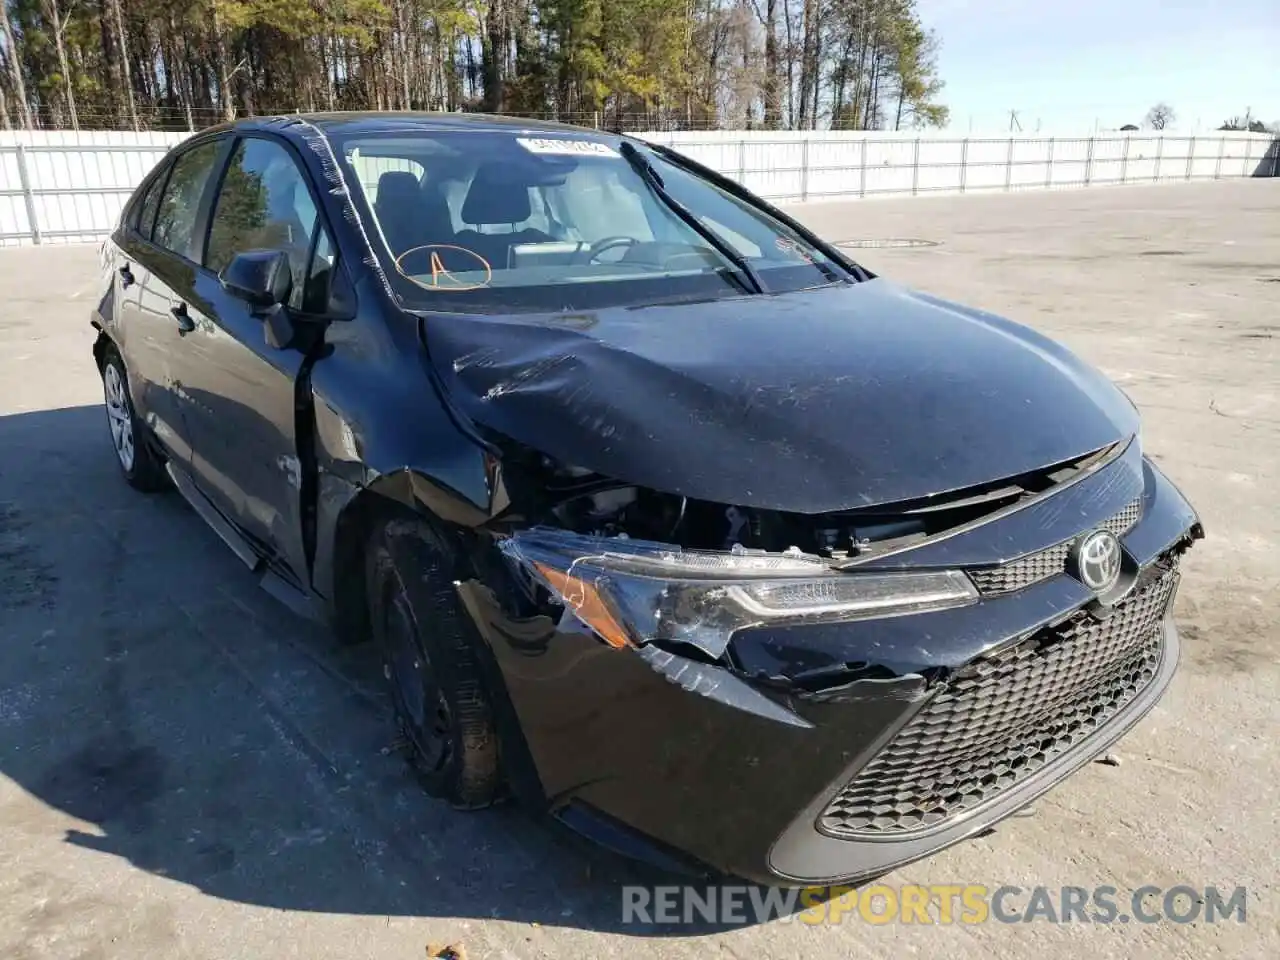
[516, 137, 620, 157]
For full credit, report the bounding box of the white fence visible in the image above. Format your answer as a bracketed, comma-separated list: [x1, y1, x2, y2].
[0, 130, 185, 246]
[648, 130, 1279, 204]
[1, 128, 1276, 247]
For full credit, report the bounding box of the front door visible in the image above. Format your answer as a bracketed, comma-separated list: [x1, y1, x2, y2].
[172, 135, 335, 589]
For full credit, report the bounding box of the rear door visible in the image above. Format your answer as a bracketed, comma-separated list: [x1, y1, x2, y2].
[174, 134, 340, 588]
[114, 138, 227, 465]
[110, 162, 168, 434]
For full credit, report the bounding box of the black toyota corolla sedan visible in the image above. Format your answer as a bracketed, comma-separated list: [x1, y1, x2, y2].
[91, 112, 1202, 886]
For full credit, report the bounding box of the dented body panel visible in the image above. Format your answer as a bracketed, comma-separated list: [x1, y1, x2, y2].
[458, 454, 1196, 884]
[305, 273, 495, 607]
[425, 280, 1140, 512]
[91, 112, 1202, 887]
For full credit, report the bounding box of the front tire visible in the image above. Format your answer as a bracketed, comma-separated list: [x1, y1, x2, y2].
[365, 514, 499, 809]
[100, 343, 168, 492]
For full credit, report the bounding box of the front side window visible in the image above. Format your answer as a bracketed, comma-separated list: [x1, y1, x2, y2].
[152, 141, 221, 261]
[205, 138, 320, 311]
[335, 130, 849, 313]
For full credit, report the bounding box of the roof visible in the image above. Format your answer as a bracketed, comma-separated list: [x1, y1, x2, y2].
[202, 111, 619, 141]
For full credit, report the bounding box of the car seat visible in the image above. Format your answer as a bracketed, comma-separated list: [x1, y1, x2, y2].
[375, 171, 456, 260]
[455, 163, 554, 268]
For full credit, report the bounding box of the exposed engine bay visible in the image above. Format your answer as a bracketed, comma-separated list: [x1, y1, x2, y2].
[500, 442, 1120, 561]
[478, 436, 1136, 682]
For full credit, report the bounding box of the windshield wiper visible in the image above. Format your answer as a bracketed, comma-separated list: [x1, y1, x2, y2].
[619, 141, 764, 295]
[650, 143, 855, 286]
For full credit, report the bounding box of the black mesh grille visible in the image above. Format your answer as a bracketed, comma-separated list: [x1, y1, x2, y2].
[969, 498, 1143, 595]
[818, 564, 1177, 838]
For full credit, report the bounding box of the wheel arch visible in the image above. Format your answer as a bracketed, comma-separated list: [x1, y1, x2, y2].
[326, 470, 546, 807]
[325, 466, 500, 647]
[91, 322, 114, 372]
[328, 483, 396, 648]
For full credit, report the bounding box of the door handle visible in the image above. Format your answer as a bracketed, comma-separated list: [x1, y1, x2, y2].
[170, 302, 196, 335]
[118, 264, 135, 288]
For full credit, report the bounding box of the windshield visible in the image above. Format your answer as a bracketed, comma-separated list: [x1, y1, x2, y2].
[332, 129, 851, 313]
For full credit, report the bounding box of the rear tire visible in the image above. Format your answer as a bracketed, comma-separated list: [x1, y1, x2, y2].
[99, 343, 168, 492]
[365, 513, 499, 809]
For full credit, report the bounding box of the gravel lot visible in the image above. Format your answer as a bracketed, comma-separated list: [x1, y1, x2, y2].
[0, 180, 1276, 959]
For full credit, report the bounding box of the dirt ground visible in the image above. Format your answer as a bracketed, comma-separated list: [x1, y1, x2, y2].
[0, 179, 1276, 959]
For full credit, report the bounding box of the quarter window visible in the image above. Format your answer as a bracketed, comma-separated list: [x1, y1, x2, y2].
[205, 138, 319, 307]
[132, 169, 167, 238]
[152, 141, 221, 261]
[299, 226, 338, 314]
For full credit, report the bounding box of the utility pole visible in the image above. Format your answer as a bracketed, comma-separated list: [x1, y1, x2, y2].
[1008, 109, 1022, 133]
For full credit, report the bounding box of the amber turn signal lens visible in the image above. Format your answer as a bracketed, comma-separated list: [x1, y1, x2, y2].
[533, 562, 633, 649]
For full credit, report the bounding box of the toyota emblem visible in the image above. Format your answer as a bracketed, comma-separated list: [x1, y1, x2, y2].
[1071, 529, 1123, 594]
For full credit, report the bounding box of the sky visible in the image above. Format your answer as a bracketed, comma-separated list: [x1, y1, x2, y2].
[917, 0, 1280, 133]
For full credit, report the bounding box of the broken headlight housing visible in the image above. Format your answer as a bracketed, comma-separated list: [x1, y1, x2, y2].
[499, 527, 978, 659]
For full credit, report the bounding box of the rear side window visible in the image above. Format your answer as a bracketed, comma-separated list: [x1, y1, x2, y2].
[349, 150, 426, 204]
[131, 168, 167, 238]
[205, 138, 319, 306]
[153, 141, 221, 261]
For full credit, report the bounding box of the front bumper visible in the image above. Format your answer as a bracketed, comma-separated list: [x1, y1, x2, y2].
[465, 451, 1199, 886]
[769, 605, 1180, 884]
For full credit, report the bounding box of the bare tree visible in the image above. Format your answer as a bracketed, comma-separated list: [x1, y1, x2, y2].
[210, 4, 236, 123]
[748, 0, 783, 129]
[1145, 102, 1175, 130]
[0, 0, 31, 128]
[42, 0, 81, 129]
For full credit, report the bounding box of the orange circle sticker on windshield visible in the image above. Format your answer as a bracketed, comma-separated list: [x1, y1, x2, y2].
[395, 244, 493, 292]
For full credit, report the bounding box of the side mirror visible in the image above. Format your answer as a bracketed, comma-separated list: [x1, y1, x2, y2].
[220, 250, 292, 309]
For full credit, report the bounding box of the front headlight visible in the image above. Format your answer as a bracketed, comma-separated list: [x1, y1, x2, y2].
[499, 527, 978, 658]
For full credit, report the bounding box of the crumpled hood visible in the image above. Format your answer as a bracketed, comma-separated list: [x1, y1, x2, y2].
[422, 279, 1139, 513]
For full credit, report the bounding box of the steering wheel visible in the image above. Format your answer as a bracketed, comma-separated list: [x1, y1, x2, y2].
[584, 236, 638, 264]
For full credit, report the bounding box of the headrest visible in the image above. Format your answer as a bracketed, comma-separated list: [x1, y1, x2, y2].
[375, 171, 424, 211]
[460, 164, 532, 225]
